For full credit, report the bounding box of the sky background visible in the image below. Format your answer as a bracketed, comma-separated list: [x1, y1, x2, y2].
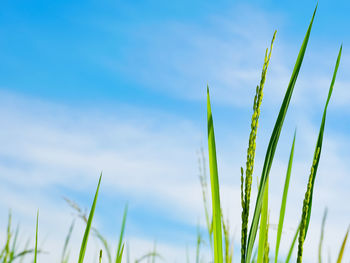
[0, 0, 349, 262]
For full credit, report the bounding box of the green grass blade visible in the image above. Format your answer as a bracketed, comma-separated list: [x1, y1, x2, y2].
[275, 131, 296, 263]
[285, 224, 300, 263]
[116, 244, 125, 263]
[257, 179, 269, 263]
[336, 227, 349, 263]
[207, 87, 223, 263]
[78, 174, 102, 263]
[116, 204, 128, 263]
[61, 220, 74, 263]
[34, 210, 38, 263]
[94, 229, 112, 263]
[305, 45, 342, 236]
[245, 5, 317, 262]
[297, 45, 342, 263]
[318, 208, 328, 263]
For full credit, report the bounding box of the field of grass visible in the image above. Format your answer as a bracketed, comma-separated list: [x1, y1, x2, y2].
[0, 5, 349, 263]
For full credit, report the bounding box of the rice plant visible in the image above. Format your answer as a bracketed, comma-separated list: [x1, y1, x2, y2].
[1, 3, 349, 263]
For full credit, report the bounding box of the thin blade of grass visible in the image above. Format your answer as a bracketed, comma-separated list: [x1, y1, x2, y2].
[305, 45, 342, 236]
[285, 224, 300, 263]
[207, 87, 223, 263]
[336, 227, 349, 263]
[245, 5, 317, 262]
[297, 45, 342, 263]
[257, 178, 269, 263]
[318, 208, 328, 263]
[116, 204, 128, 263]
[34, 210, 38, 263]
[275, 131, 296, 263]
[78, 174, 102, 263]
[61, 220, 75, 263]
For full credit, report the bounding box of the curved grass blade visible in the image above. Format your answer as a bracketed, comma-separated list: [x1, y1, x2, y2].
[116, 204, 128, 263]
[207, 87, 223, 263]
[78, 174, 102, 263]
[285, 224, 300, 263]
[336, 227, 349, 263]
[245, 5, 317, 262]
[34, 210, 38, 263]
[318, 208, 328, 263]
[297, 45, 342, 263]
[275, 131, 296, 262]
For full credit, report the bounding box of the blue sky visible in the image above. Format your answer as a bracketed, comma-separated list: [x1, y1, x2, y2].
[0, 1, 350, 262]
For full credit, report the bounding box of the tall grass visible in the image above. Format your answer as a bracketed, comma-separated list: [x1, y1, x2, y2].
[1, 4, 348, 263]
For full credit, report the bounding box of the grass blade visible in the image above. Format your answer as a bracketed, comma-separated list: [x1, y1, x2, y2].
[116, 204, 128, 263]
[318, 208, 328, 263]
[285, 224, 300, 263]
[34, 210, 38, 263]
[305, 45, 342, 236]
[99, 249, 103, 263]
[207, 87, 223, 263]
[257, 179, 269, 263]
[336, 227, 349, 263]
[245, 5, 317, 262]
[78, 174, 102, 263]
[297, 45, 342, 263]
[275, 131, 296, 262]
[61, 220, 74, 263]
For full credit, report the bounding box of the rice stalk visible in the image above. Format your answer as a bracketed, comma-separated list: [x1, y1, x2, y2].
[246, 5, 317, 262]
[241, 29, 276, 263]
[297, 45, 342, 263]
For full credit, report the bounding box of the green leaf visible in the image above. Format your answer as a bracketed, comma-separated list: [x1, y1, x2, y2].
[34, 210, 38, 263]
[245, 5, 317, 262]
[275, 131, 296, 263]
[257, 179, 269, 263]
[116, 204, 128, 263]
[318, 208, 328, 263]
[207, 87, 223, 263]
[336, 227, 349, 263]
[61, 220, 74, 263]
[285, 224, 300, 263]
[297, 45, 342, 263]
[78, 174, 102, 263]
[305, 45, 342, 236]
